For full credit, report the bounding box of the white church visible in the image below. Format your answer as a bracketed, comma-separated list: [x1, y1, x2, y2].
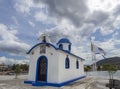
[24, 34, 85, 87]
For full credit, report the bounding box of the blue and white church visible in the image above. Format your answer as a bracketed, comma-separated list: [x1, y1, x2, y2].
[24, 34, 85, 87]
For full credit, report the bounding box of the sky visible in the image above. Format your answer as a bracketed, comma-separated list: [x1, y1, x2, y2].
[0, 0, 120, 65]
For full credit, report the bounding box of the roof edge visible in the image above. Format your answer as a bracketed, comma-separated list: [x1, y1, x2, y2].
[27, 42, 85, 61]
[27, 42, 57, 54]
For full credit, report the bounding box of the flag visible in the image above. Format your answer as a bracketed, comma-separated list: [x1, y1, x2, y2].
[93, 45, 106, 55]
[90, 41, 106, 55]
[98, 47, 106, 55]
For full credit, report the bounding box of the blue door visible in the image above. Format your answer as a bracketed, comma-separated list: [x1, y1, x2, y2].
[37, 56, 47, 82]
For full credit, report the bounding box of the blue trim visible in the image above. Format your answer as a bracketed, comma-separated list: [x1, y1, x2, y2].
[27, 42, 84, 60]
[27, 43, 57, 54]
[24, 76, 86, 87]
[61, 50, 84, 60]
[68, 44, 71, 52]
[35, 56, 48, 82]
[57, 76, 86, 87]
[24, 80, 34, 84]
[57, 38, 72, 45]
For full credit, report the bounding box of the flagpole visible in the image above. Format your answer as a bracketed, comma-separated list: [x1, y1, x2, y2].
[90, 39, 106, 71]
[92, 51, 95, 71]
[92, 52, 95, 71]
[90, 38, 97, 71]
[94, 52, 97, 71]
[91, 51, 94, 71]
[90, 38, 95, 71]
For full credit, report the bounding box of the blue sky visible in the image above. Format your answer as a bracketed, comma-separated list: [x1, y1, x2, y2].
[0, 0, 120, 65]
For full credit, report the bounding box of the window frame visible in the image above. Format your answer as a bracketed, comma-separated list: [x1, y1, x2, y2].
[65, 57, 70, 69]
[76, 60, 79, 69]
[59, 44, 63, 49]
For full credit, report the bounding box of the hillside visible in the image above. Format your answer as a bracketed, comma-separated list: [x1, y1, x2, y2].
[97, 57, 120, 65]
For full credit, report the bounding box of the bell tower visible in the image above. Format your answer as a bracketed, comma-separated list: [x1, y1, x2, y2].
[57, 38, 71, 52]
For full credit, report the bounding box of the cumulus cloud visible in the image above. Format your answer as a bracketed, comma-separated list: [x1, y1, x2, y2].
[32, 0, 119, 40]
[12, 0, 120, 62]
[14, 0, 120, 35]
[100, 27, 114, 36]
[14, 0, 46, 14]
[28, 21, 35, 27]
[86, 10, 109, 26]
[94, 36, 120, 58]
[113, 4, 120, 16]
[87, 0, 120, 12]
[14, 0, 34, 14]
[34, 11, 48, 22]
[0, 56, 29, 65]
[0, 24, 18, 41]
[34, 0, 89, 27]
[112, 31, 119, 38]
[0, 24, 30, 55]
[15, 0, 120, 37]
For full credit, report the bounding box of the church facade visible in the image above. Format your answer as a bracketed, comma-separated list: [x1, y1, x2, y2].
[24, 34, 85, 87]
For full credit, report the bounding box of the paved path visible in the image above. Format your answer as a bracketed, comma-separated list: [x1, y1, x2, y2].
[0, 75, 107, 89]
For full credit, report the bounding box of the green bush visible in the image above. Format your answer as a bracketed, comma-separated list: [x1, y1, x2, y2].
[102, 64, 118, 80]
[14, 64, 21, 79]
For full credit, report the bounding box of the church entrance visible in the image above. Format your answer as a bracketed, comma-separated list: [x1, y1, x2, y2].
[37, 56, 47, 82]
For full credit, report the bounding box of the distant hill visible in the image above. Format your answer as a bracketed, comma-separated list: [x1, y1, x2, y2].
[96, 57, 120, 69]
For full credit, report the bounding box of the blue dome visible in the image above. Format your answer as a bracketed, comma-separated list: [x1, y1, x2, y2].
[57, 38, 71, 44]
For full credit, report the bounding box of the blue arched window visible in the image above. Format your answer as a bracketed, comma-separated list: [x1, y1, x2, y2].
[65, 57, 70, 69]
[68, 45, 71, 51]
[76, 60, 79, 69]
[59, 44, 63, 49]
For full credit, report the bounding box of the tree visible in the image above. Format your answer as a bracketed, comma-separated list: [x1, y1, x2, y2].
[14, 64, 21, 79]
[84, 66, 91, 75]
[97, 66, 101, 71]
[20, 64, 29, 72]
[102, 64, 118, 80]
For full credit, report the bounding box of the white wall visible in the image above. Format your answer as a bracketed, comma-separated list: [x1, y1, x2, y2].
[62, 43, 69, 51]
[58, 43, 70, 51]
[28, 45, 60, 83]
[58, 50, 85, 83]
[28, 44, 84, 84]
[28, 47, 40, 81]
[46, 46, 59, 83]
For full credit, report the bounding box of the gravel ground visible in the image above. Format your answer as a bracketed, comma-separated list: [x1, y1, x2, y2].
[0, 75, 108, 89]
